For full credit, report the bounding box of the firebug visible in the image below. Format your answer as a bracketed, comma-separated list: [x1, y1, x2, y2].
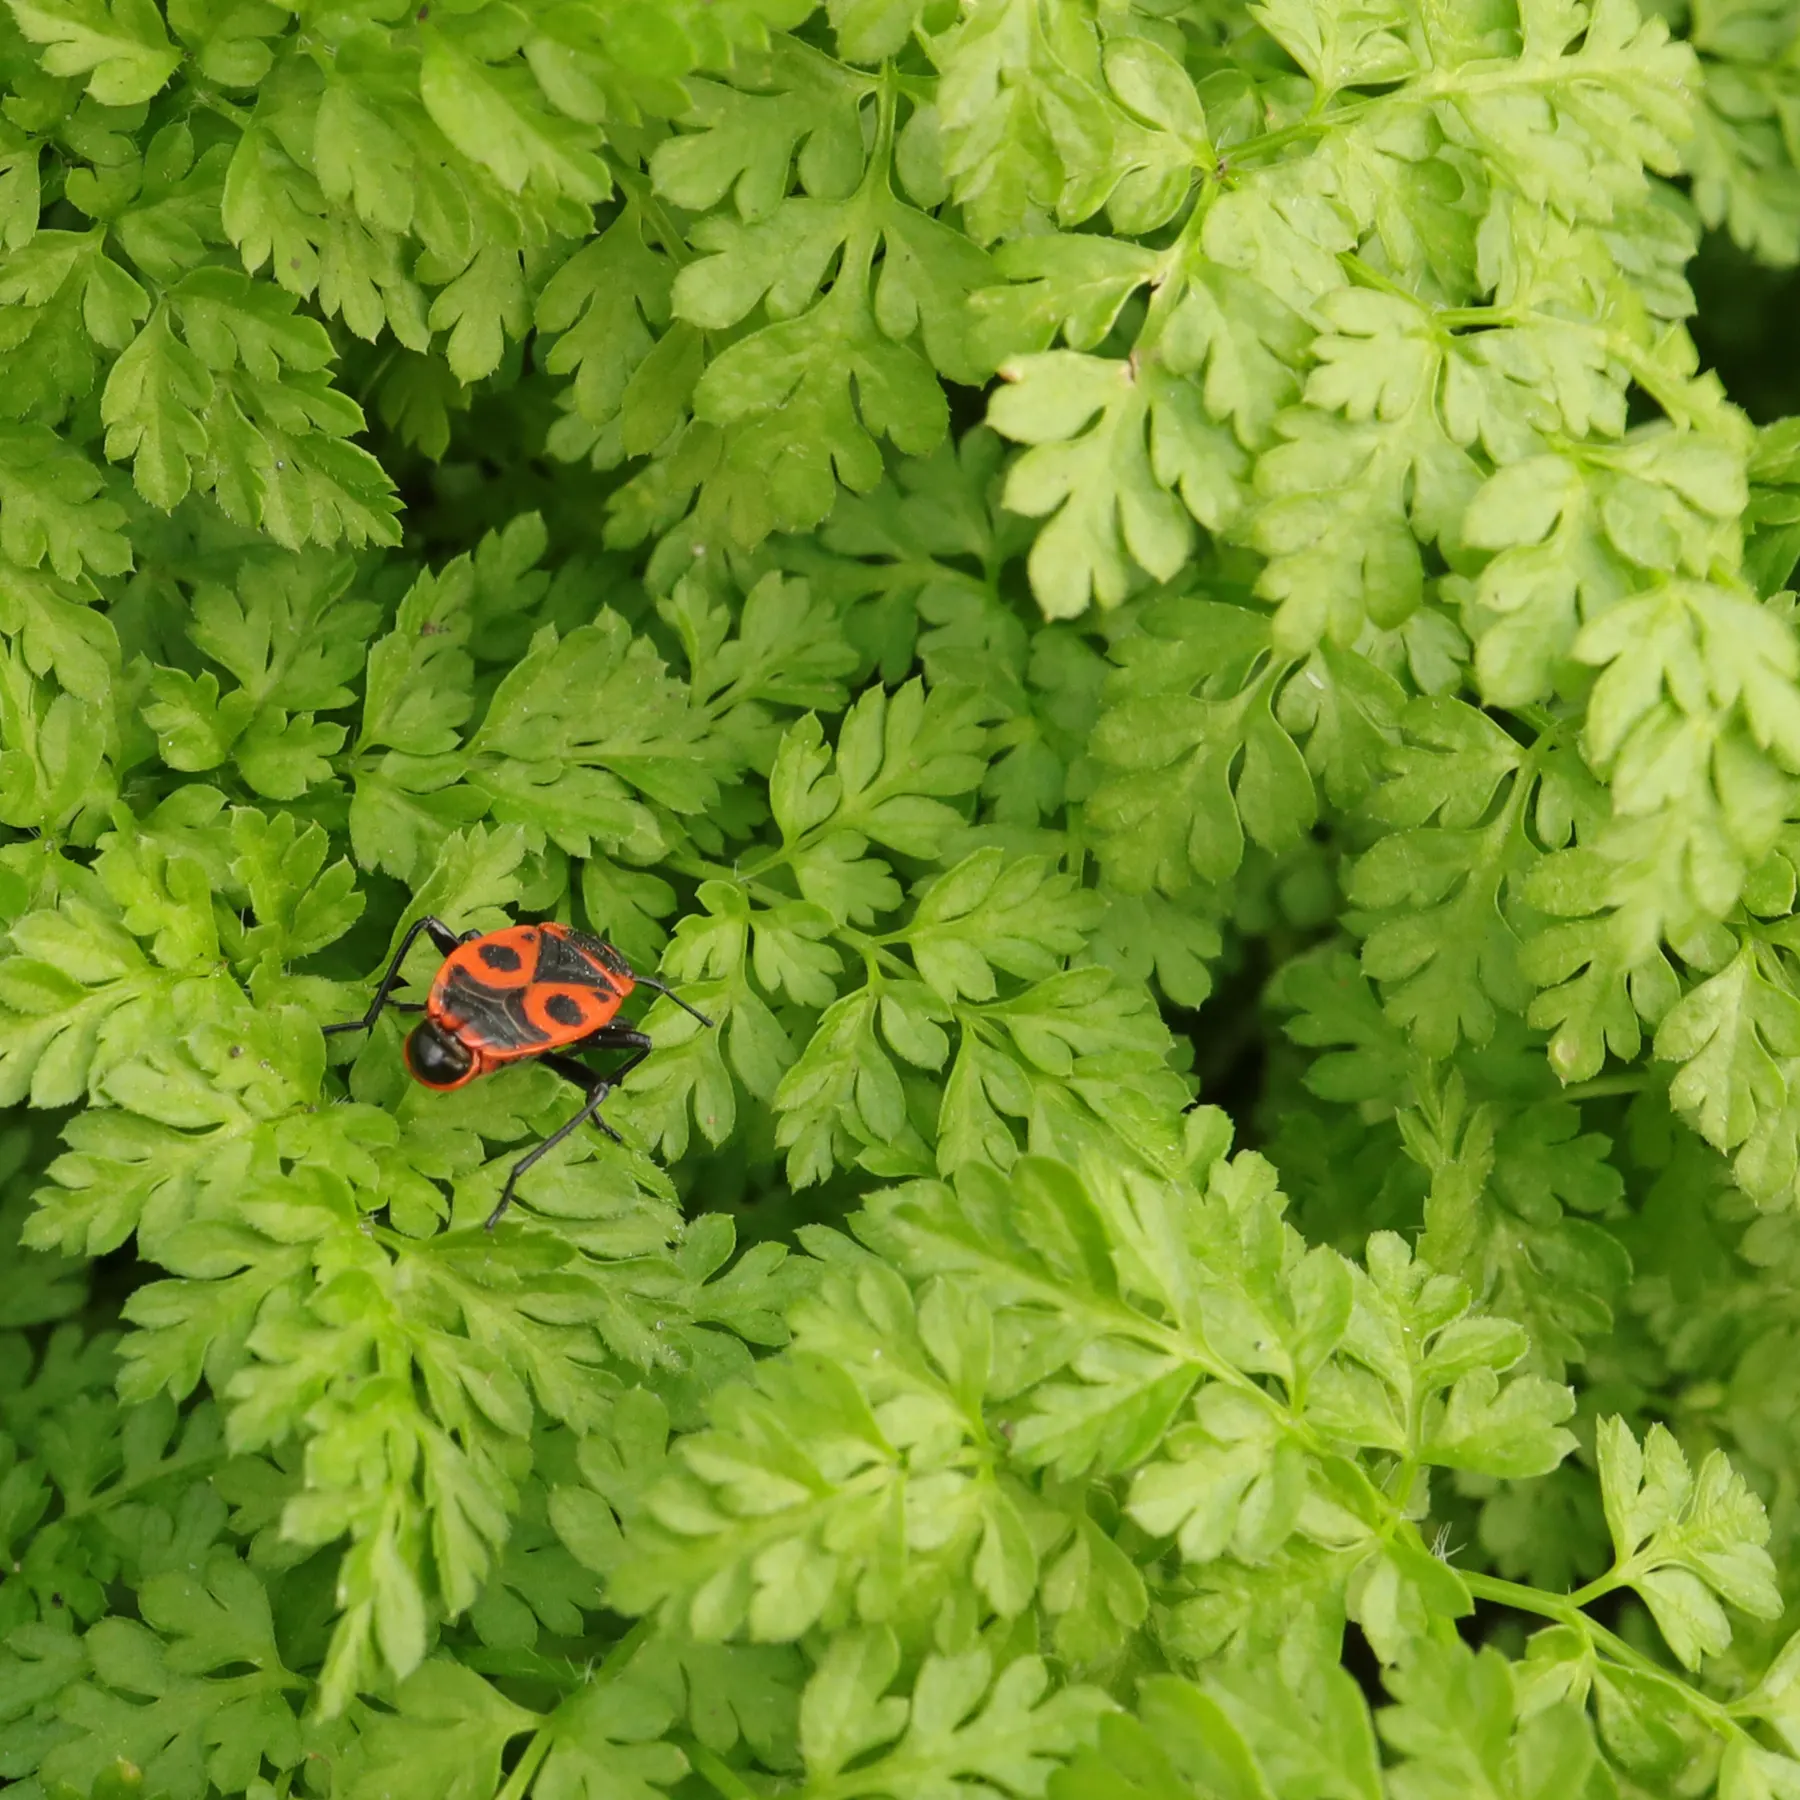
[326, 916, 711, 1227]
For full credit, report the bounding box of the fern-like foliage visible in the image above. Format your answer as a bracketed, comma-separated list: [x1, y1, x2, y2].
[3, 0, 1800, 1797]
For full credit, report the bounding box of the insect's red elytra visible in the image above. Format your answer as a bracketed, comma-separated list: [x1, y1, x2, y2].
[419, 923, 634, 1082]
[325, 916, 711, 1229]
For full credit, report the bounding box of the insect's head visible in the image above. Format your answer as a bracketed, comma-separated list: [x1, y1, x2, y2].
[404, 1017, 476, 1089]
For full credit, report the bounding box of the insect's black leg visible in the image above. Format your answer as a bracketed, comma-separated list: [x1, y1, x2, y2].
[486, 1032, 654, 1229]
[632, 977, 713, 1027]
[488, 1060, 618, 1230]
[575, 1023, 655, 1068]
[323, 915, 462, 1037]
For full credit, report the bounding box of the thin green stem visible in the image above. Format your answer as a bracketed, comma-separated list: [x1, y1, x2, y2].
[1225, 97, 1378, 166]
[1561, 1074, 1653, 1101]
[593, 1615, 656, 1678]
[1337, 252, 1419, 304]
[818, 58, 898, 317]
[734, 838, 794, 882]
[353, 345, 400, 409]
[606, 155, 693, 268]
[1461, 1571, 1754, 1745]
[494, 1731, 552, 1800]
[491, 1621, 657, 1800]
[873, 59, 900, 174]
[926, 1220, 1397, 1530]
[1139, 191, 1213, 344]
[455, 1647, 592, 1687]
[188, 84, 254, 130]
[1511, 703, 1568, 742]
[63, 1446, 223, 1518]
[684, 1742, 762, 1800]
[1566, 1570, 1623, 1608]
[842, 924, 908, 984]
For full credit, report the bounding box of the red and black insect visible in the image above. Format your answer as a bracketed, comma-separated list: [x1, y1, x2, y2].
[325, 917, 711, 1228]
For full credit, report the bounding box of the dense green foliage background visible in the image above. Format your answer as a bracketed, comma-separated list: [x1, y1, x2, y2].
[7, 0, 1800, 1794]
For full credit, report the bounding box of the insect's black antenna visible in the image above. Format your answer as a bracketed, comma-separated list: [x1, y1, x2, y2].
[635, 976, 713, 1028]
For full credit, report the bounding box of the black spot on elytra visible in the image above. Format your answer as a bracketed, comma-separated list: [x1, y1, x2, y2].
[478, 941, 524, 973]
[545, 993, 584, 1028]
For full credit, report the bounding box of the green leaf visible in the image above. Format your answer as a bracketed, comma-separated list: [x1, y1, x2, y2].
[426, 245, 528, 386]
[1462, 435, 1745, 707]
[607, 1260, 1011, 1639]
[903, 850, 1100, 1004]
[989, 350, 1242, 618]
[1379, 1639, 1599, 1800]
[1127, 1388, 1307, 1566]
[0, 423, 129, 581]
[1053, 1674, 1382, 1800]
[471, 612, 720, 817]
[419, 25, 609, 204]
[358, 557, 476, 759]
[1085, 600, 1316, 894]
[1655, 939, 1800, 1204]
[229, 808, 363, 969]
[6, 0, 180, 104]
[538, 208, 677, 463]
[1311, 1229, 1577, 1479]
[933, 0, 1189, 243]
[38, 1551, 304, 1800]
[1594, 1416, 1782, 1668]
[102, 276, 402, 547]
[968, 235, 1158, 366]
[1348, 698, 1537, 1057]
[651, 51, 867, 222]
[535, 1673, 688, 1800]
[800, 1636, 1113, 1795]
[341, 1659, 535, 1800]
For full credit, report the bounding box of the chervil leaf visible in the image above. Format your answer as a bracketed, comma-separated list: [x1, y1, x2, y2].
[1084, 598, 1318, 894]
[800, 1633, 1113, 1795]
[1461, 434, 1745, 707]
[651, 49, 867, 222]
[1, 0, 1796, 1790]
[537, 207, 676, 466]
[358, 557, 476, 759]
[471, 612, 720, 815]
[988, 350, 1242, 618]
[1249, 304, 1488, 653]
[0, 424, 129, 582]
[418, 23, 609, 208]
[1593, 1416, 1782, 1668]
[606, 1251, 1028, 1638]
[1347, 698, 1538, 1057]
[931, 0, 1198, 244]
[1379, 1639, 1599, 1800]
[0, 229, 150, 427]
[1653, 937, 1800, 1209]
[902, 849, 1099, 1005]
[1052, 1675, 1381, 1800]
[663, 569, 858, 765]
[102, 272, 402, 547]
[1308, 1230, 1577, 1480]
[39, 1551, 302, 1799]
[1520, 580, 1800, 1079]
[340, 1660, 537, 1800]
[6, 0, 180, 105]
